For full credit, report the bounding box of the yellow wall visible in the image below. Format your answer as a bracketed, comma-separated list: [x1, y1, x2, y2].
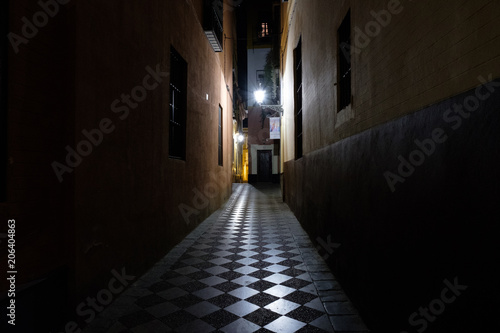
[281, 0, 500, 161]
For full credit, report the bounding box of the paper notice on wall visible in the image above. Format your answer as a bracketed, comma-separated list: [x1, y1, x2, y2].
[269, 117, 280, 139]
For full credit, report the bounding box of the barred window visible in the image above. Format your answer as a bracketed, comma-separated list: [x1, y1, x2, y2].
[218, 105, 223, 166]
[169, 47, 188, 160]
[338, 10, 351, 111]
[294, 38, 303, 159]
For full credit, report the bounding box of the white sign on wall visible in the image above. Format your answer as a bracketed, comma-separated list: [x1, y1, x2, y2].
[269, 117, 280, 139]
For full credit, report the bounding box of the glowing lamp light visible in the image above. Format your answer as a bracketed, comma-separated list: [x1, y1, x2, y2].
[238, 134, 244, 142]
[254, 89, 265, 104]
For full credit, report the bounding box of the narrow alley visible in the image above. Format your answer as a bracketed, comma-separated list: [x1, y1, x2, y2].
[1, 0, 500, 332]
[82, 184, 367, 333]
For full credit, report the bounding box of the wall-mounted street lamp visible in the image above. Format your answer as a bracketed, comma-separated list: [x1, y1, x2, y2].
[253, 89, 283, 115]
[254, 89, 266, 104]
[238, 134, 245, 142]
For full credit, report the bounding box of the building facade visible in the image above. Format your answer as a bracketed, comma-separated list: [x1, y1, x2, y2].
[246, 0, 281, 183]
[0, 0, 237, 331]
[280, 0, 500, 331]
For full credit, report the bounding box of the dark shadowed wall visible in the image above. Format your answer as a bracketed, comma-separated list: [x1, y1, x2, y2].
[280, 0, 500, 331]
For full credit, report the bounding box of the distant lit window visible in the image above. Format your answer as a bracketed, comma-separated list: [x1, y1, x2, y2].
[259, 22, 269, 38]
[338, 10, 351, 111]
[169, 46, 188, 160]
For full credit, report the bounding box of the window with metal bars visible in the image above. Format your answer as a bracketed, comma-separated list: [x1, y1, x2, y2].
[338, 10, 351, 111]
[169, 47, 187, 160]
[218, 105, 223, 166]
[294, 38, 303, 159]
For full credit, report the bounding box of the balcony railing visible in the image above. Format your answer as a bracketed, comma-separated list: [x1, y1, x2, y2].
[203, 6, 223, 52]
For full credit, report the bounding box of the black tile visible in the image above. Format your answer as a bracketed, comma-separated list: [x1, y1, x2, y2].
[279, 259, 303, 267]
[281, 267, 306, 277]
[169, 294, 204, 308]
[284, 291, 318, 305]
[223, 254, 246, 261]
[207, 293, 241, 308]
[246, 292, 279, 307]
[170, 262, 190, 270]
[244, 308, 281, 326]
[213, 281, 242, 293]
[148, 280, 174, 292]
[160, 271, 182, 280]
[202, 309, 240, 329]
[248, 270, 274, 279]
[159, 310, 197, 328]
[286, 306, 324, 323]
[221, 261, 245, 270]
[205, 246, 227, 253]
[281, 278, 312, 290]
[181, 281, 209, 293]
[217, 270, 244, 281]
[250, 253, 272, 260]
[186, 270, 213, 280]
[135, 294, 168, 308]
[226, 247, 246, 254]
[119, 310, 156, 328]
[277, 252, 298, 259]
[228, 241, 246, 246]
[192, 261, 217, 270]
[253, 260, 277, 269]
[247, 280, 277, 291]
[199, 254, 219, 261]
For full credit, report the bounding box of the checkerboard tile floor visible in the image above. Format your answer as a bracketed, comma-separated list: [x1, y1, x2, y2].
[83, 184, 369, 333]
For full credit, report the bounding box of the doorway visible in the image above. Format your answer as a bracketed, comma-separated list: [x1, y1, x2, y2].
[257, 150, 272, 182]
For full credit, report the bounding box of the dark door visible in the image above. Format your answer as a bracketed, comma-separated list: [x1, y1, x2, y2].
[257, 150, 272, 182]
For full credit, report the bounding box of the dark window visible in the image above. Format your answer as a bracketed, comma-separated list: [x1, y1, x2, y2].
[0, 1, 8, 201]
[169, 47, 187, 160]
[218, 105, 223, 166]
[294, 38, 303, 159]
[338, 10, 351, 111]
[256, 70, 265, 87]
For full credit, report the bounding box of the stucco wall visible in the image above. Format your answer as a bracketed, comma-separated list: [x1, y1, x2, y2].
[281, 0, 500, 331]
[1, 0, 237, 330]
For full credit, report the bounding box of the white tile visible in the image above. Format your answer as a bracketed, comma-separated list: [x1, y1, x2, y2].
[263, 273, 292, 284]
[264, 316, 306, 333]
[228, 287, 259, 300]
[264, 285, 296, 298]
[265, 299, 301, 315]
[231, 275, 259, 286]
[225, 300, 260, 317]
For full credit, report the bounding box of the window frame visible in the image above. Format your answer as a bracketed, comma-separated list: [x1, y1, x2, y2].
[294, 37, 303, 160]
[337, 10, 352, 112]
[168, 46, 188, 161]
[218, 104, 223, 166]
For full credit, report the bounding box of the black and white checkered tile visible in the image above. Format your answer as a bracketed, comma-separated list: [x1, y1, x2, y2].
[83, 184, 368, 333]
